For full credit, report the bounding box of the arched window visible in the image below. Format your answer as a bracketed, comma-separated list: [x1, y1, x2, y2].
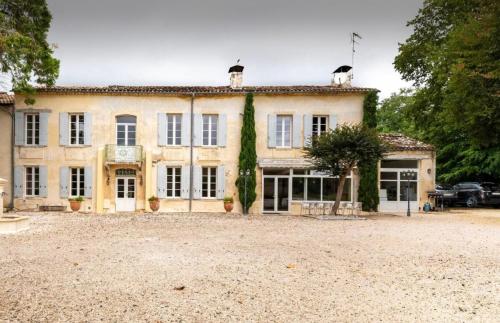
[116, 115, 136, 146]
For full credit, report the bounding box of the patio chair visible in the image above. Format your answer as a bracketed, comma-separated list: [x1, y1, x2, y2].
[316, 202, 325, 215]
[300, 202, 311, 215]
[353, 202, 362, 216]
[340, 202, 353, 216]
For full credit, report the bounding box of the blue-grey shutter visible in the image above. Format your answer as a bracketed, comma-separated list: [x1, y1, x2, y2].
[14, 166, 23, 198]
[216, 165, 225, 200]
[39, 165, 48, 197]
[158, 113, 167, 146]
[181, 113, 191, 147]
[84, 166, 92, 198]
[267, 114, 276, 148]
[329, 114, 338, 130]
[59, 112, 69, 146]
[303, 114, 313, 146]
[292, 114, 302, 148]
[181, 165, 191, 199]
[156, 165, 166, 198]
[84, 112, 92, 145]
[59, 167, 69, 198]
[192, 165, 202, 199]
[39, 112, 49, 146]
[217, 114, 227, 147]
[193, 114, 203, 146]
[14, 112, 24, 146]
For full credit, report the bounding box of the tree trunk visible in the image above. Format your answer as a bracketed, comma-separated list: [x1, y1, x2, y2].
[331, 169, 351, 215]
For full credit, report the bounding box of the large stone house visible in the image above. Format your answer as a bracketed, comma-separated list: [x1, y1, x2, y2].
[0, 66, 435, 214]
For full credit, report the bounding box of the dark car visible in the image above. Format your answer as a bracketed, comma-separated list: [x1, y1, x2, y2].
[453, 182, 500, 207]
[434, 184, 457, 205]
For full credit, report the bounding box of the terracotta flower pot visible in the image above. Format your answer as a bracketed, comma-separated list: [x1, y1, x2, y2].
[149, 199, 160, 212]
[224, 202, 234, 213]
[69, 200, 81, 212]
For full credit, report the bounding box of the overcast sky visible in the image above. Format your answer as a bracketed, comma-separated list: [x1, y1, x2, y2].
[43, 0, 422, 98]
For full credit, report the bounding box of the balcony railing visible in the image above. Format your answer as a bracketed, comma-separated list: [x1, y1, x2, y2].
[105, 145, 143, 163]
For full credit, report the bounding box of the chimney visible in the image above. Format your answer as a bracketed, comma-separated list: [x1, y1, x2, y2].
[228, 64, 244, 89]
[331, 65, 353, 87]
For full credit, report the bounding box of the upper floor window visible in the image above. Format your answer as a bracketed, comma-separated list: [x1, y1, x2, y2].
[276, 115, 292, 148]
[202, 114, 218, 146]
[70, 167, 85, 197]
[70, 114, 85, 145]
[25, 113, 40, 145]
[167, 114, 182, 146]
[25, 166, 40, 196]
[166, 167, 181, 197]
[312, 116, 328, 137]
[202, 167, 217, 198]
[116, 115, 136, 146]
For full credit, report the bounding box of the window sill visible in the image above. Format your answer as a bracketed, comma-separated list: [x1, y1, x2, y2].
[64, 145, 92, 148]
[17, 145, 47, 148]
[159, 145, 185, 148]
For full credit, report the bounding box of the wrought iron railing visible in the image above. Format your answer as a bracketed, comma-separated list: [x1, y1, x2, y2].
[105, 145, 143, 163]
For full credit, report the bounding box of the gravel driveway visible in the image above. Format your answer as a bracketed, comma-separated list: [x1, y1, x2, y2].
[1, 209, 499, 322]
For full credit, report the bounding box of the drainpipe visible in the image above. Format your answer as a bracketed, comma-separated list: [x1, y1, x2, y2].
[9, 103, 15, 211]
[189, 93, 195, 214]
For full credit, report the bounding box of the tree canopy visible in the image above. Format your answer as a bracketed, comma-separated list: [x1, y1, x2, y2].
[304, 124, 386, 215]
[392, 0, 500, 183]
[0, 0, 59, 100]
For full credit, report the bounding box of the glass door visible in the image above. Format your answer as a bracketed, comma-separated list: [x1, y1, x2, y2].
[263, 177, 290, 213]
[263, 177, 275, 212]
[277, 178, 289, 211]
[116, 177, 136, 212]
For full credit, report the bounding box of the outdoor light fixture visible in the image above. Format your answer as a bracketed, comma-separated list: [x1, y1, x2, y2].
[401, 170, 417, 217]
[240, 169, 251, 215]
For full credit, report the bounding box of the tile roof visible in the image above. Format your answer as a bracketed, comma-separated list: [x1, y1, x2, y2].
[0, 92, 14, 105]
[32, 85, 375, 96]
[380, 133, 434, 151]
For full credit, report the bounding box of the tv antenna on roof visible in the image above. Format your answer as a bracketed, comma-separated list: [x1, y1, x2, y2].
[351, 32, 362, 80]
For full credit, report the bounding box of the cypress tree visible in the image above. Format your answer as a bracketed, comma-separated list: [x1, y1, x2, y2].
[237, 93, 257, 213]
[358, 91, 380, 211]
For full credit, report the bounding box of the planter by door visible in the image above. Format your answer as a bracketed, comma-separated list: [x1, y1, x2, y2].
[69, 200, 81, 212]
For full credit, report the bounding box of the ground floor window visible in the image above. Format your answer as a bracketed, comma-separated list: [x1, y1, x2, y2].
[166, 167, 181, 198]
[25, 166, 40, 196]
[380, 160, 418, 202]
[70, 167, 85, 197]
[291, 170, 352, 202]
[202, 167, 217, 198]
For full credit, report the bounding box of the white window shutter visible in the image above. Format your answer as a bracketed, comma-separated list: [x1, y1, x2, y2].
[303, 114, 313, 146]
[39, 112, 49, 146]
[181, 165, 191, 199]
[329, 114, 338, 130]
[193, 114, 203, 146]
[157, 113, 167, 146]
[292, 114, 302, 148]
[156, 165, 166, 198]
[217, 114, 227, 147]
[59, 112, 69, 146]
[39, 165, 48, 197]
[14, 112, 24, 146]
[181, 113, 191, 147]
[192, 165, 202, 199]
[14, 166, 23, 197]
[267, 114, 276, 148]
[84, 166, 93, 198]
[216, 165, 225, 199]
[84, 112, 92, 145]
[59, 167, 69, 198]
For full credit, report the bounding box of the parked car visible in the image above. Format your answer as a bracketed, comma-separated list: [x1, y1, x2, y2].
[452, 182, 500, 207]
[434, 184, 457, 205]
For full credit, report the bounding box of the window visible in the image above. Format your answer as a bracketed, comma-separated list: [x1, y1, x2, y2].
[25, 166, 40, 196]
[116, 115, 136, 146]
[25, 113, 40, 145]
[202, 167, 217, 198]
[276, 115, 292, 147]
[312, 116, 328, 137]
[379, 166, 418, 202]
[290, 169, 352, 202]
[167, 114, 182, 145]
[380, 160, 418, 169]
[166, 167, 181, 197]
[70, 167, 85, 197]
[70, 114, 85, 145]
[202, 115, 218, 146]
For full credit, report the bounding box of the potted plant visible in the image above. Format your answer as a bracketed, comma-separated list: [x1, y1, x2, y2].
[223, 196, 234, 213]
[68, 196, 84, 212]
[148, 196, 160, 212]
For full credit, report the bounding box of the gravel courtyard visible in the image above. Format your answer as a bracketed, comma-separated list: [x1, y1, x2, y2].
[1, 209, 499, 322]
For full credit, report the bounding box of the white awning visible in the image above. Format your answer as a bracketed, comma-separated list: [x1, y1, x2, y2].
[258, 158, 312, 169]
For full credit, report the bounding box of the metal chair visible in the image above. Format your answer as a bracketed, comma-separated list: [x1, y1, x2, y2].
[353, 202, 362, 216]
[300, 202, 311, 215]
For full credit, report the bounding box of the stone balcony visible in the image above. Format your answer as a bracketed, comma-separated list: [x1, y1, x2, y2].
[104, 144, 143, 165]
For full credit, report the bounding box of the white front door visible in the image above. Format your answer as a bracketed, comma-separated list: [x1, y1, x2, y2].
[116, 177, 136, 212]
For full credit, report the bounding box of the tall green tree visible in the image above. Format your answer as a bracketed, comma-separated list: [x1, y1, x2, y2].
[377, 89, 421, 137]
[394, 0, 500, 183]
[237, 93, 257, 213]
[0, 0, 59, 102]
[305, 124, 386, 215]
[358, 91, 380, 211]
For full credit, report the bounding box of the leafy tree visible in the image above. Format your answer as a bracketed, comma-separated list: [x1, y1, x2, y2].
[394, 0, 500, 183]
[0, 0, 59, 103]
[236, 93, 257, 213]
[377, 89, 421, 137]
[358, 91, 380, 211]
[304, 124, 386, 215]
